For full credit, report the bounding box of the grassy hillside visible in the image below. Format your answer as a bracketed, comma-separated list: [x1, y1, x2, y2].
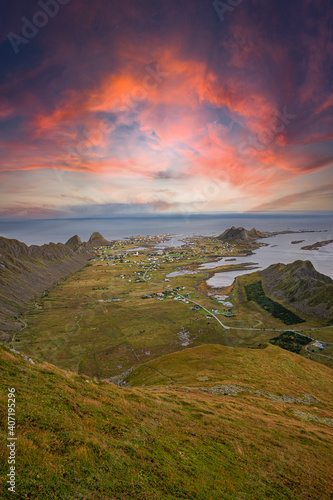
[259, 260, 333, 323]
[125, 343, 333, 394]
[1, 344, 333, 499]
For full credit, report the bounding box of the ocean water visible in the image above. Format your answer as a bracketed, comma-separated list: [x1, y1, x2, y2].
[204, 231, 333, 286]
[0, 213, 332, 280]
[0, 213, 332, 246]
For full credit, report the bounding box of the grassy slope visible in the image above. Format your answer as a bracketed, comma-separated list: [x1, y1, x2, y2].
[1, 345, 333, 500]
[125, 343, 333, 394]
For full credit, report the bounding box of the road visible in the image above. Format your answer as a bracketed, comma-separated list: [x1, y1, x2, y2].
[142, 265, 333, 347]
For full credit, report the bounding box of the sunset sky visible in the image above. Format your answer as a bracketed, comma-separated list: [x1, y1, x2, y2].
[0, 0, 332, 218]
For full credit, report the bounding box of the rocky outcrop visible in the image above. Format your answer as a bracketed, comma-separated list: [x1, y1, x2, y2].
[301, 240, 333, 251]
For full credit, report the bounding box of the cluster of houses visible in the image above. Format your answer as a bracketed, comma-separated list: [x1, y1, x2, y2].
[311, 340, 328, 351]
[91, 237, 239, 321]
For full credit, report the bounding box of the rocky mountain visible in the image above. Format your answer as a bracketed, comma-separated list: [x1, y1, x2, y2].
[217, 226, 269, 243]
[88, 231, 111, 247]
[259, 260, 333, 322]
[65, 232, 111, 252]
[65, 234, 84, 252]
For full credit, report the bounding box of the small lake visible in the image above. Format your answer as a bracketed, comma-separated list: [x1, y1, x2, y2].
[167, 269, 199, 277]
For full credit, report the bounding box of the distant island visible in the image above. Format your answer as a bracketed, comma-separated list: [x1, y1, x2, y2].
[217, 226, 323, 245]
[301, 239, 333, 251]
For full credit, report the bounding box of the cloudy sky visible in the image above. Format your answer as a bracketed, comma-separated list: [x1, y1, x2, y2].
[0, 0, 332, 218]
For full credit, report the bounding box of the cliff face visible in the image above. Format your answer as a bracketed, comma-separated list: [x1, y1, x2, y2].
[0, 236, 95, 340]
[259, 260, 333, 322]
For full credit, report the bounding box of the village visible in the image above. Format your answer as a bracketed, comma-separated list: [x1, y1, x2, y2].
[90, 233, 240, 319]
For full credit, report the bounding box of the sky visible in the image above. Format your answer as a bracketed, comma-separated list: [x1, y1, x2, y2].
[0, 0, 332, 218]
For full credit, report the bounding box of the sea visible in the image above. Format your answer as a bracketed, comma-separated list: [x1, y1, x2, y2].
[0, 213, 332, 284]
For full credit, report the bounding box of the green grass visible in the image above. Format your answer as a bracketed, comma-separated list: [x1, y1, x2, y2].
[1, 345, 333, 499]
[245, 281, 305, 325]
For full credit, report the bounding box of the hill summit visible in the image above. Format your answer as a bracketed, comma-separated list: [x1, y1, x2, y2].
[65, 232, 111, 251]
[217, 226, 269, 243]
[65, 234, 83, 252]
[259, 260, 333, 322]
[88, 232, 111, 247]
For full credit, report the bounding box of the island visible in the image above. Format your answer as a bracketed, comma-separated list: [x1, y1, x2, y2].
[301, 239, 333, 250]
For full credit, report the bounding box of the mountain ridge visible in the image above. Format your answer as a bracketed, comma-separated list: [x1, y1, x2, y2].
[0, 232, 111, 340]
